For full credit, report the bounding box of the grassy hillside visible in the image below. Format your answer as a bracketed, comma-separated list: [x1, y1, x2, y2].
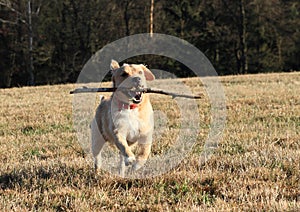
[0, 72, 299, 211]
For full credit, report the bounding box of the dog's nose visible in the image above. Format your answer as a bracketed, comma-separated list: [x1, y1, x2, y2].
[133, 77, 141, 84]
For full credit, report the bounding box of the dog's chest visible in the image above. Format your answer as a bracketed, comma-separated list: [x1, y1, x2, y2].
[113, 109, 144, 140]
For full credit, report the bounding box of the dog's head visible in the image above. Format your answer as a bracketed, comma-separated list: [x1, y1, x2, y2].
[110, 60, 155, 104]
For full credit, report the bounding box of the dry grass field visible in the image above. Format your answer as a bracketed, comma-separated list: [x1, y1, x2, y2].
[0, 72, 299, 211]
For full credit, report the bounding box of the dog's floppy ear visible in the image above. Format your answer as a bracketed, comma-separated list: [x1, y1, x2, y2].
[110, 59, 120, 71]
[110, 60, 120, 88]
[142, 66, 155, 81]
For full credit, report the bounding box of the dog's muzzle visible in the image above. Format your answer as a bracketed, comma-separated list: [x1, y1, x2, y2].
[127, 90, 143, 104]
[118, 76, 146, 104]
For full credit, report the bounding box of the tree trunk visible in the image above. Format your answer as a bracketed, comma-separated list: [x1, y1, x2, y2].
[124, 0, 130, 36]
[150, 0, 154, 37]
[238, 0, 248, 74]
[276, 32, 283, 70]
[27, 0, 35, 85]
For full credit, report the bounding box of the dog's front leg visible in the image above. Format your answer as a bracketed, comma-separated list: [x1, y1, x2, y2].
[114, 133, 136, 166]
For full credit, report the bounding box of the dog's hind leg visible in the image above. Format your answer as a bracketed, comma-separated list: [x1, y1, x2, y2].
[133, 142, 152, 171]
[118, 153, 126, 177]
[91, 118, 106, 171]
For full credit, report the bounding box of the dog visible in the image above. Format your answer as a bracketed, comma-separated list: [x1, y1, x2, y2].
[91, 59, 155, 176]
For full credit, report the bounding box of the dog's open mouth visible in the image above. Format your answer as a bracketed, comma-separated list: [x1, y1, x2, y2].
[127, 90, 143, 103]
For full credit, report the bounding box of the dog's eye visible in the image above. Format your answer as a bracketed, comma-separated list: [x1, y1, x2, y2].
[121, 72, 129, 77]
[138, 70, 143, 75]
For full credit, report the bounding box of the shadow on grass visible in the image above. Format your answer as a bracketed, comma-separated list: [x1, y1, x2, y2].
[1, 162, 218, 194]
[0, 162, 225, 210]
[0, 163, 100, 190]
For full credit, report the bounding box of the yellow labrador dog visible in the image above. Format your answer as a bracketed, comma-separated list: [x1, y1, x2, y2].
[91, 60, 155, 176]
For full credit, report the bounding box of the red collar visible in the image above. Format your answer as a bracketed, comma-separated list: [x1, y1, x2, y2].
[117, 100, 139, 110]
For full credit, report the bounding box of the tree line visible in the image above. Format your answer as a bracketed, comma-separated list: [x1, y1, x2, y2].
[0, 0, 299, 88]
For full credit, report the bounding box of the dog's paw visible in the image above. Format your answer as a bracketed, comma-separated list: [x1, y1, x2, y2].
[125, 156, 136, 166]
[132, 159, 146, 171]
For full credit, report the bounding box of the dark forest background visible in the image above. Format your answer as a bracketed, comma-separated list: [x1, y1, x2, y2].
[0, 0, 299, 88]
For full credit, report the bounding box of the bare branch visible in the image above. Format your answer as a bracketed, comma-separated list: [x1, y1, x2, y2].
[0, 0, 11, 7]
[0, 1, 22, 16]
[35, 3, 41, 15]
[0, 1, 27, 25]
[0, 17, 17, 24]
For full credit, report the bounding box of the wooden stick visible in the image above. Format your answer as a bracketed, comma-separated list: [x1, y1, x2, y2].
[70, 87, 202, 99]
[70, 87, 116, 94]
[144, 88, 202, 99]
